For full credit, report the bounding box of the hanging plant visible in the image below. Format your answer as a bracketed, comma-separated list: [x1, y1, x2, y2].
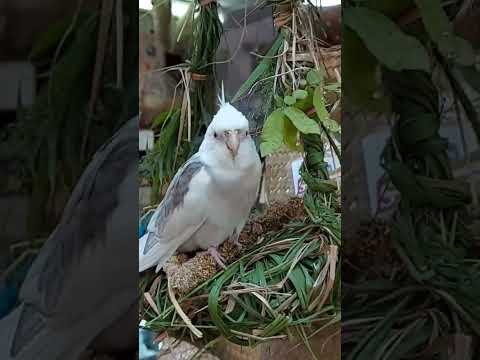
[343, 1, 480, 358]
[139, 0, 223, 202]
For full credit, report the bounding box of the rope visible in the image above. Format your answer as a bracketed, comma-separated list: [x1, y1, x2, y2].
[273, 5, 292, 29]
[190, 72, 207, 81]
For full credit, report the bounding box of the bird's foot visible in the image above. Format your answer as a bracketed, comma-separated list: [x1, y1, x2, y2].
[230, 234, 243, 250]
[207, 247, 227, 269]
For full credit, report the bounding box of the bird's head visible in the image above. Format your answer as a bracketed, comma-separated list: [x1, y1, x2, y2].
[200, 102, 251, 162]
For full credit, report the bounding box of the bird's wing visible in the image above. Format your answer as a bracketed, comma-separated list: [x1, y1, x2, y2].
[0, 117, 138, 359]
[139, 153, 212, 272]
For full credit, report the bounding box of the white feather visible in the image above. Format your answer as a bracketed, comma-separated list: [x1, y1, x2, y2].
[217, 81, 226, 107]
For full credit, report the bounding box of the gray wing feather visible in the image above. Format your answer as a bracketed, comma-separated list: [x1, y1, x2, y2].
[20, 117, 138, 314]
[143, 154, 204, 255]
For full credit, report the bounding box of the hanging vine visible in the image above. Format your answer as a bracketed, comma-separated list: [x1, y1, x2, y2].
[343, 1, 480, 357]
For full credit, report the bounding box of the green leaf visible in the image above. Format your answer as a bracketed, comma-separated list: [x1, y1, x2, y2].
[344, 7, 430, 72]
[324, 83, 341, 92]
[323, 118, 340, 133]
[260, 109, 286, 157]
[284, 95, 296, 105]
[152, 109, 177, 129]
[208, 263, 249, 346]
[306, 69, 323, 85]
[260, 315, 290, 338]
[284, 118, 299, 150]
[346, 296, 411, 360]
[313, 86, 329, 121]
[343, 27, 389, 111]
[293, 89, 308, 100]
[284, 107, 321, 135]
[232, 33, 284, 102]
[294, 89, 314, 112]
[386, 160, 471, 208]
[414, 0, 475, 66]
[274, 94, 284, 107]
[289, 266, 308, 310]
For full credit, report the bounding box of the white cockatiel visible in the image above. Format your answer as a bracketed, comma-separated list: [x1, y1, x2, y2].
[139, 99, 262, 272]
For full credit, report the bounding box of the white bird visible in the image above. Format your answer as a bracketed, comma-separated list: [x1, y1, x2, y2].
[139, 98, 262, 273]
[0, 117, 139, 359]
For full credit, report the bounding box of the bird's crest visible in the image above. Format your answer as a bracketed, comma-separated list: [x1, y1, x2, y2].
[217, 81, 226, 107]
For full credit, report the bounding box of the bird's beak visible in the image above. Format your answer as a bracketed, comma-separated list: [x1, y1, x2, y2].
[225, 132, 240, 159]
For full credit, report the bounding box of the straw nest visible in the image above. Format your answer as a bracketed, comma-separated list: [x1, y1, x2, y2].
[140, 198, 339, 347]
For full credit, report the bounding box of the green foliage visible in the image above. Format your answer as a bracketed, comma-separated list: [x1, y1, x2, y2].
[259, 79, 339, 157]
[140, 0, 224, 203]
[283, 107, 321, 135]
[143, 222, 339, 346]
[259, 110, 286, 157]
[189, 0, 223, 133]
[343, 27, 389, 111]
[293, 89, 308, 100]
[414, 0, 475, 66]
[232, 32, 285, 103]
[306, 69, 323, 86]
[140, 109, 191, 203]
[358, 0, 414, 17]
[343, 2, 480, 358]
[283, 95, 296, 105]
[344, 7, 430, 72]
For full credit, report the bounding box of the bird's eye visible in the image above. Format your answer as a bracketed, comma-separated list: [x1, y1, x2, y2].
[214, 132, 218, 139]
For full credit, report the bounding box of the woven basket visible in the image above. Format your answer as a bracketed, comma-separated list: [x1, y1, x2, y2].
[264, 150, 303, 203]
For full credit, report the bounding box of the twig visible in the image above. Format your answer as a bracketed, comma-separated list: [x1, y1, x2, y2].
[167, 278, 203, 338]
[144, 292, 160, 315]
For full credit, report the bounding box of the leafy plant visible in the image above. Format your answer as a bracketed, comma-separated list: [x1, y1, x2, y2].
[343, 0, 480, 358]
[139, 0, 223, 203]
[260, 69, 340, 157]
[140, 108, 191, 202]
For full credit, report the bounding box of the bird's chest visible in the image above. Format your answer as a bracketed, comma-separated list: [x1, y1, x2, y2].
[207, 177, 253, 225]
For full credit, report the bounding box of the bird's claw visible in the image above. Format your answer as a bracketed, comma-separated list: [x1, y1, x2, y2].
[230, 234, 243, 250]
[207, 247, 227, 269]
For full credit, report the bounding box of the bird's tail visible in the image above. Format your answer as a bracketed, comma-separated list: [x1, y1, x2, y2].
[139, 232, 177, 273]
[0, 304, 90, 360]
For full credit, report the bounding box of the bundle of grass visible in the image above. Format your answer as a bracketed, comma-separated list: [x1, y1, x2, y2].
[146, 198, 305, 295]
[140, 197, 339, 349]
